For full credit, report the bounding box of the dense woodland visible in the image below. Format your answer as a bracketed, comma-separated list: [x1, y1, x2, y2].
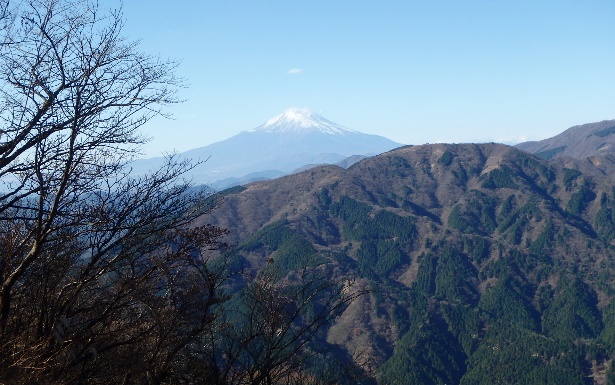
[209, 143, 615, 384]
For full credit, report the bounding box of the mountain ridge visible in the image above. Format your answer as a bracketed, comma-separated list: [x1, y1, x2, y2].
[200, 142, 615, 384]
[517, 119, 615, 159]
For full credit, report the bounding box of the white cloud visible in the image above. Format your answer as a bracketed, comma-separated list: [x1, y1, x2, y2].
[287, 68, 303, 75]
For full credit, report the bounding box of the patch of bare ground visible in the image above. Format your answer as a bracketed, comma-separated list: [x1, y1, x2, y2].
[326, 284, 393, 374]
[590, 358, 608, 385]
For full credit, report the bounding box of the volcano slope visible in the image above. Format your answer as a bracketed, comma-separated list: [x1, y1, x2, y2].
[198, 143, 615, 384]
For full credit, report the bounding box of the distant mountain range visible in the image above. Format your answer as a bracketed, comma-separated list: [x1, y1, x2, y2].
[133, 113, 615, 190]
[517, 119, 615, 159]
[199, 142, 615, 384]
[131, 108, 402, 189]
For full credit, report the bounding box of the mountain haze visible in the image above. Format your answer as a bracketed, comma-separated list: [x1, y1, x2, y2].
[517, 119, 615, 159]
[200, 142, 615, 384]
[131, 108, 402, 188]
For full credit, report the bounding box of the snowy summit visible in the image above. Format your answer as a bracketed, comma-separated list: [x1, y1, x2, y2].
[250, 108, 357, 135]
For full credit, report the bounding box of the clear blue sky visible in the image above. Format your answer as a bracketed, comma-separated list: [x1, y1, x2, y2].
[103, 1, 614, 157]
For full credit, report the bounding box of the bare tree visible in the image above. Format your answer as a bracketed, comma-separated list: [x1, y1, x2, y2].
[203, 262, 367, 385]
[0, 0, 177, 324]
[0, 1, 366, 383]
[0, 0, 178, 312]
[0, 0, 229, 383]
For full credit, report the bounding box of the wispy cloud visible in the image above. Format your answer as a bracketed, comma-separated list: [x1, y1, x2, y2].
[287, 68, 303, 75]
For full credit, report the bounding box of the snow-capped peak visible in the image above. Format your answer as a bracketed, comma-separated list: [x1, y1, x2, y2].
[249, 108, 356, 135]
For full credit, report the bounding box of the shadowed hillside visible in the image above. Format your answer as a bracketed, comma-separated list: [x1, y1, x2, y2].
[199, 143, 615, 384]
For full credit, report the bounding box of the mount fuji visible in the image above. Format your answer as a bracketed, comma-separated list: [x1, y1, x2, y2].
[131, 108, 403, 189]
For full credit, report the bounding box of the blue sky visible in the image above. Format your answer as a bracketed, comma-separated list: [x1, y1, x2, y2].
[105, 1, 614, 157]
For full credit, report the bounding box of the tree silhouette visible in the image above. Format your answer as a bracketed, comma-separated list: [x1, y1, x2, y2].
[0, 1, 230, 383]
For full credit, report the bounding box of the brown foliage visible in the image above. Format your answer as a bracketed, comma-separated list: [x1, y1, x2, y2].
[0, 0, 230, 383]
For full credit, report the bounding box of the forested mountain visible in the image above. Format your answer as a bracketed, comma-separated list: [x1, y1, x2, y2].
[200, 142, 615, 384]
[517, 119, 615, 159]
[6, 0, 614, 383]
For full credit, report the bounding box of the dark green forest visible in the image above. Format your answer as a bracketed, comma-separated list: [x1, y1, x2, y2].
[214, 143, 615, 385]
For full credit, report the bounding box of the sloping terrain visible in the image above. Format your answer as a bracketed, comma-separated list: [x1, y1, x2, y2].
[200, 143, 615, 384]
[517, 119, 615, 159]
